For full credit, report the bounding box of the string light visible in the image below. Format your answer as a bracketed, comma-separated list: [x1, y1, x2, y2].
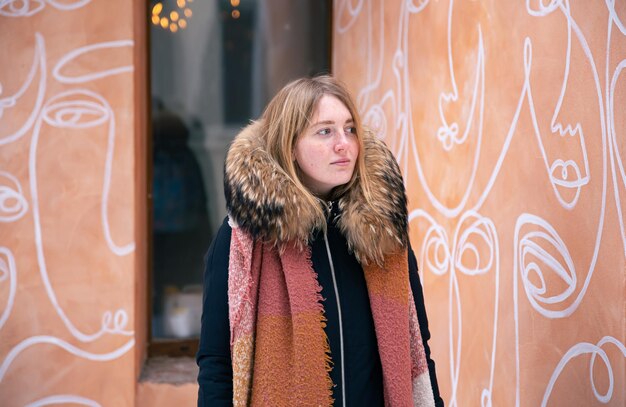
[230, 0, 240, 19]
[151, 1, 192, 33]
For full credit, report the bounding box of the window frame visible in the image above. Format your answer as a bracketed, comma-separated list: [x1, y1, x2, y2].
[146, 0, 334, 358]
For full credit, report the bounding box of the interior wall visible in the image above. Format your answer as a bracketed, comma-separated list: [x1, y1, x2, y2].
[333, 1, 625, 406]
[0, 1, 140, 405]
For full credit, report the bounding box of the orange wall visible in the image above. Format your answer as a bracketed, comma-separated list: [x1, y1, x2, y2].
[333, 1, 625, 406]
[2, 1, 624, 406]
[0, 1, 144, 405]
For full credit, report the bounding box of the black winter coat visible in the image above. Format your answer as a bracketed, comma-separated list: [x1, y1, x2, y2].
[196, 216, 444, 406]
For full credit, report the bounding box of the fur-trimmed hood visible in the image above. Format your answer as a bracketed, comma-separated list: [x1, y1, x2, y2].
[224, 120, 408, 265]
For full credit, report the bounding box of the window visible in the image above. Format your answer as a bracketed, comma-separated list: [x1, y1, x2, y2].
[148, 0, 331, 356]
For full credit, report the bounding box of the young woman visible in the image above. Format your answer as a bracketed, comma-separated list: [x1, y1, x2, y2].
[196, 75, 443, 406]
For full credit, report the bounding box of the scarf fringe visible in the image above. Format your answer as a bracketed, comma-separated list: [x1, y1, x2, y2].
[304, 244, 336, 406]
[227, 218, 256, 350]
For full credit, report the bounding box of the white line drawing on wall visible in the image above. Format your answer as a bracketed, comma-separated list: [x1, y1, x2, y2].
[607, 6, 626, 257]
[40, 89, 136, 256]
[524, 0, 608, 314]
[490, 0, 618, 402]
[0, 171, 28, 222]
[334, 0, 365, 34]
[0, 0, 46, 16]
[463, 0, 601, 219]
[527, 0, 591, 210]
[0, 0, 92, 17]
[541, 336, 626, 406]
[53, 40, 134, 84]
[514, 213, 577, 319]
[44, 0, 91, 11]
[338, 2, 505, 404]
[403, 0, 486, 219]
[0, 334, 135, 382]
[406, 0, 429, 14]
[470, 0, 608, 219]
[609, 63, 626, 255]
[393, 1, 422, 167]
[49, 39, 137, 256]
[25, 395, 101, 407]
[0, 33, 45, 147]
[437, 0, 485, 153]
[604, 0, 626, 36]
[29, 89, 135, 342]
[0, 34, 137, 352]
[0, 6, 136, 401]
[353, 0, 385, 114]
[0, 247, 16, 331]
[410, 209, 499, 407]
[335, 0, 625, 404]
[512, 210, 607, 406]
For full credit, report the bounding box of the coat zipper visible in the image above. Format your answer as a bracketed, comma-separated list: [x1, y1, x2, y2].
[323, 201, 346, 407]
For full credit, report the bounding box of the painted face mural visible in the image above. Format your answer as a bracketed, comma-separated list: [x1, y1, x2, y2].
[334, 0, 626, 406]
[0, 2, 136, 405]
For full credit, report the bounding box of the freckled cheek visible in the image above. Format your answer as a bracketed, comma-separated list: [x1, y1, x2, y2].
[351, 142, 360, 158]
[303, 161, 319, 171]
[297, 153, 322, 172]
[303, 147, 328, 168]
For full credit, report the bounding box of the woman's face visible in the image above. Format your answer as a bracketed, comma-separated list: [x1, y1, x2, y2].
[294, 94, 359, 197]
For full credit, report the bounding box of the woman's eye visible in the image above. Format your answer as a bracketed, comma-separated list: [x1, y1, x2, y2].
[317, 128, 332, 135]
[345, 127, 356, 134]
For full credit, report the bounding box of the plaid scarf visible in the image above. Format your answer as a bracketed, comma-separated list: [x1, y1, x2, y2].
[227, 221, 434, 406]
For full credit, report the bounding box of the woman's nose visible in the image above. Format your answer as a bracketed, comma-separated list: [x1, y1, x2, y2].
[334, 131, 348, 152]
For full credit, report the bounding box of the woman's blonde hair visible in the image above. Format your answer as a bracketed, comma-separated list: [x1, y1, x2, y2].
[260, 75, 372, 223]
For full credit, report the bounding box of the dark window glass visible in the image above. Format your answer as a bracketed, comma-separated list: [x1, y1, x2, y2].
[149, 0, 330, 351]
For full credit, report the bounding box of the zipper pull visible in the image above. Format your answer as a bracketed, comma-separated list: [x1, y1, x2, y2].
[324, 200, 333, 218]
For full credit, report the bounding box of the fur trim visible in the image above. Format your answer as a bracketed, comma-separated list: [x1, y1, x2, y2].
[336, 133, 408, 264]
[224, 121, 408, 265]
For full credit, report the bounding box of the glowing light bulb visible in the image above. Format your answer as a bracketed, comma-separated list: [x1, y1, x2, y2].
[230, 0, 240, 6]
[152, 1, 191, 33]
[231, 9, 240, 19]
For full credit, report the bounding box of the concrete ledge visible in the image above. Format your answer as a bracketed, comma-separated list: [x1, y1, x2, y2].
[137, 357, 198, 406]
[139, 356, 198, 384]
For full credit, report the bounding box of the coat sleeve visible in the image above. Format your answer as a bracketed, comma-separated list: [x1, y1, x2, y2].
[196, 218, 233, 406]
[408, 245, 445, 407]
